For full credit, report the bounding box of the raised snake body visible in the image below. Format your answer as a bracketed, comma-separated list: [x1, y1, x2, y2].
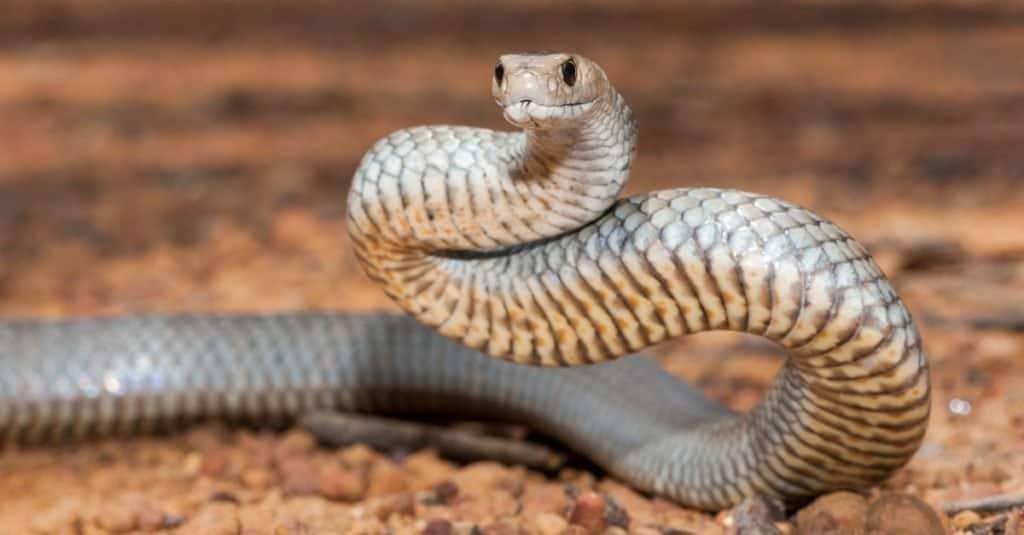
[0, 53, 930, 510]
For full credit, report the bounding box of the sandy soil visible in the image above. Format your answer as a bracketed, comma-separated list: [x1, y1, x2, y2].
[1, 1, 1023, 533]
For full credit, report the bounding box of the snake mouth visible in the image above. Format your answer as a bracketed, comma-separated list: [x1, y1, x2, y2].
[502, 100, 595, 126]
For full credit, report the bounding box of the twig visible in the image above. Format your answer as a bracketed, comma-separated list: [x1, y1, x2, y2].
[938, 493, 1024, 516]
[300, 411, 566, 471]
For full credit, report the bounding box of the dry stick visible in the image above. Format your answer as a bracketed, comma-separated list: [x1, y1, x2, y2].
[300, 411, 566, 471]
[938, 494, 1024, 516]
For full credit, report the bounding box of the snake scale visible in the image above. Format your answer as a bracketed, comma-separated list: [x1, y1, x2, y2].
[0, 53, 930, 510]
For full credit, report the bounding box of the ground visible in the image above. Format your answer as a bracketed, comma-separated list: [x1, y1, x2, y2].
[1, 1, 1023, 533]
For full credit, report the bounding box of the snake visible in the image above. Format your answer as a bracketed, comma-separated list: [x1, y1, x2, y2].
[0, 53, 930, 511]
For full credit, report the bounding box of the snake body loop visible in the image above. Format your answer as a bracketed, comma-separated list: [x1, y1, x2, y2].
[0, 53, 929, 510]
[347, 53, 930, 508]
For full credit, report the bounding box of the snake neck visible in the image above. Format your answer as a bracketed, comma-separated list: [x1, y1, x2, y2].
[347, 87, 637, 307]
[510, 90, 638, 216]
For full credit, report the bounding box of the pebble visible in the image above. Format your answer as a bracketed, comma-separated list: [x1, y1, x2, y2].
[424, 518, 454, 535]
[338, 443, 380, 468]
[520, 482, 570, 516]
[274, 429, 317, 459]
[183, 452, 203, 477]
[241, 467, 273, 491]
[405, 449, 459, 486]
[367, 459, 409, 496]
[433, 480, 460, 504]
[453, 462, 520, 495]
[865, 493, 946, 535]
[200, 449, 229, 478]
[794, 491, 867, 534]
[319, 466, 365, 501]
[603, 495, 630, 529]
[279, 458, 320, 496]
[568, 490, 607, 534]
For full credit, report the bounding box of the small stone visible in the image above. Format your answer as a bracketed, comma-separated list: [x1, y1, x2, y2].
[279, 458, 320, 496]
[405, 449, 458, 486]
[433, 480, 459, 504]
[865, 493, 945, 535]
[453, 462, 518, 495]
[201, 449, 229, 478]
[532, 512, 568, 535]
[568, 490, 607, 534]
[319, 466, 365, 501]
[794, 491, 867, 535]
[951, 510, 982, 530]
[424, 518, 454, 535]
[339, 443, 380, 467]
[183, 452, 203, 477]
[275, 429, 317, 459]
[520, 483, 570, 516]
[241, 467, 272, 491]
[367, 460, 408, 496]
[604, 495, 630, 529]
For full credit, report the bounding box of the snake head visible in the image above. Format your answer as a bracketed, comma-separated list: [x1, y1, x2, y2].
[492, 53, 610, 128]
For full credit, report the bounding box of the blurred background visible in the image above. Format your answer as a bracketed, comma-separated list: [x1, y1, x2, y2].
[2, 0, 1021, 317]
[1, 0, 1023, 529]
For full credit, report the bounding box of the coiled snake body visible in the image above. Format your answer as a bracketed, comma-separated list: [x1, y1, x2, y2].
[0, 53, 929, 510]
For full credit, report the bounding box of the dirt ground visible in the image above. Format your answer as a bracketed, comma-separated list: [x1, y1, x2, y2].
[1, 1, 1023, 533]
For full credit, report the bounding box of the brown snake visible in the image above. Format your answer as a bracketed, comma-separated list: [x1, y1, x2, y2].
[347, 53, 931, 508]
[0, 53, 930, 510]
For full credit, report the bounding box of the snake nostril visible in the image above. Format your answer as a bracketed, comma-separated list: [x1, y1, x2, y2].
[519, 98, 532, 106]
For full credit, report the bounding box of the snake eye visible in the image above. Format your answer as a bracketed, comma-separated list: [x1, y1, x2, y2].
[561, 59, 577, 87]
[494, 63, 505, 85]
